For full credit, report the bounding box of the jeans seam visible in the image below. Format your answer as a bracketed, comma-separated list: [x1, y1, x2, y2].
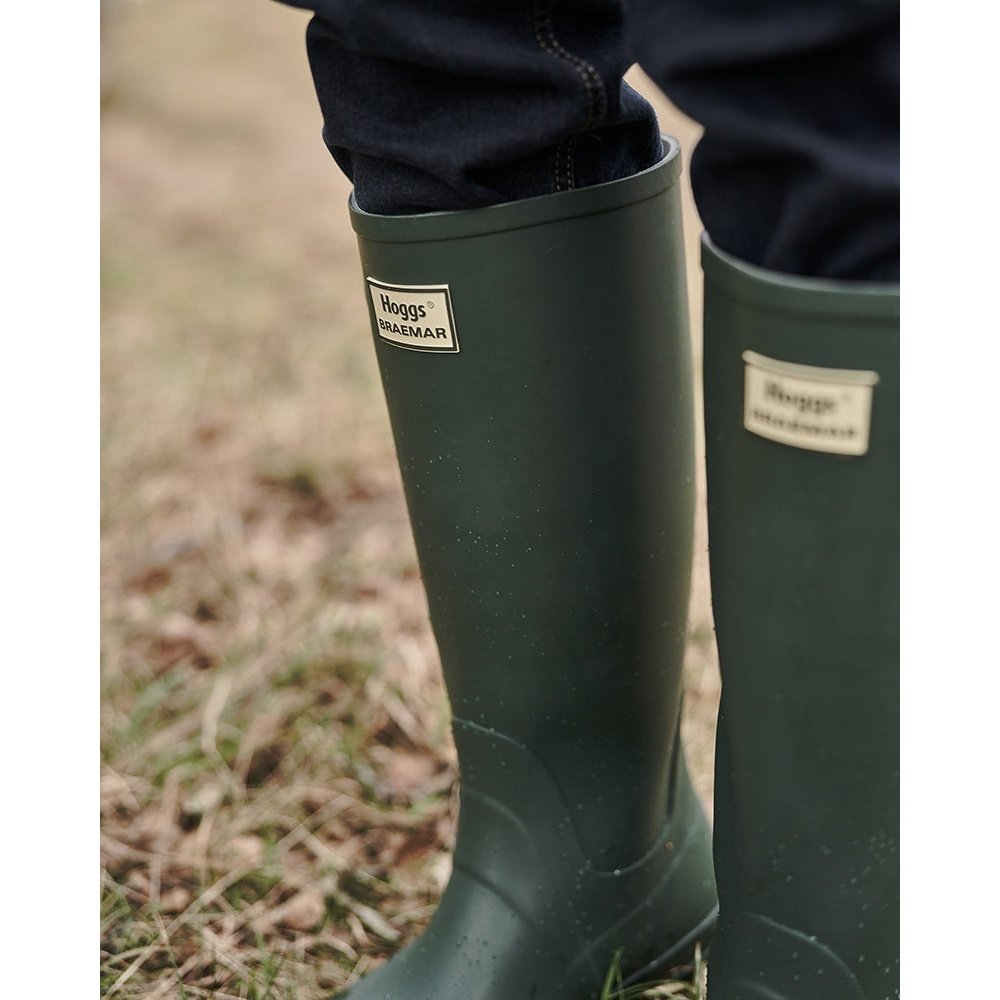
[532, 0, 607, 191]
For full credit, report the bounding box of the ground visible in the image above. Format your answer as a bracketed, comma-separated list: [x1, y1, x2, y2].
[100, 3, 720, 996]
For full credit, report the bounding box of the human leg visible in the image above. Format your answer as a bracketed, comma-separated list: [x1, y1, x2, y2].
[631, 0, 899, 280]
[272, 1, 719, 995]
[629, 2, 900, 995]
[280, 0, 664, 214]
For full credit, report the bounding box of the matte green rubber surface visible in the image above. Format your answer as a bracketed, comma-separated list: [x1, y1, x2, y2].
[337, 144, 717, 999]
[701, 236, 899, 1000]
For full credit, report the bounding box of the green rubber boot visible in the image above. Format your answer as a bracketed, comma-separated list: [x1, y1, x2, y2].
[701, 236, 899, 999]
[339, 144, 718, 999]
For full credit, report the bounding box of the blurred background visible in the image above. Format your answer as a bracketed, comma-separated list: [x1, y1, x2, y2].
[100, 2, 720, 996]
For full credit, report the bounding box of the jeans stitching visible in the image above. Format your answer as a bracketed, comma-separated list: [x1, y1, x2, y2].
[539, 5, 606, 129]
[532, 0, 606, 191]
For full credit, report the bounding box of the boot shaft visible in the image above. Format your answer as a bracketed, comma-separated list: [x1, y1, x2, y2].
[702, 235, 899, 998]
[336, 148, 718, 997]
[352, 145, 698, 868]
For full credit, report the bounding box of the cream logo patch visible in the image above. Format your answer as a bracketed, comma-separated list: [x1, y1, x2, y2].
[367, 278, 459, 353]
[742, 351, 879, 456]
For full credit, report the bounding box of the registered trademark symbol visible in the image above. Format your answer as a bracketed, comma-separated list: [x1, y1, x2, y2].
[426, 300, 434, 308]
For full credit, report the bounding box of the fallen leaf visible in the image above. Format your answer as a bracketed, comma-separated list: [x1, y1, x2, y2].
[382, 751, 436, 796]
[159, 887, 192, 914]
[275, 887, 326, 931]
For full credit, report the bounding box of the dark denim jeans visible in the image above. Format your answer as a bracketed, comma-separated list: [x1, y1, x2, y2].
[277, 1, 898, 281]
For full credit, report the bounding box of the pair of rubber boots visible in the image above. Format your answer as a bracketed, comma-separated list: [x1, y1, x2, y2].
[340, 141, 899, 999]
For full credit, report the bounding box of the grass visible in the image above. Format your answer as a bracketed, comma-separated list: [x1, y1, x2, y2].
[599, 947, 707, 1000]
[101, 2, 719, 996]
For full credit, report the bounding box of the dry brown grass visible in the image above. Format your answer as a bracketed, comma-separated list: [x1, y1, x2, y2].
[100, 3, 719, 996]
